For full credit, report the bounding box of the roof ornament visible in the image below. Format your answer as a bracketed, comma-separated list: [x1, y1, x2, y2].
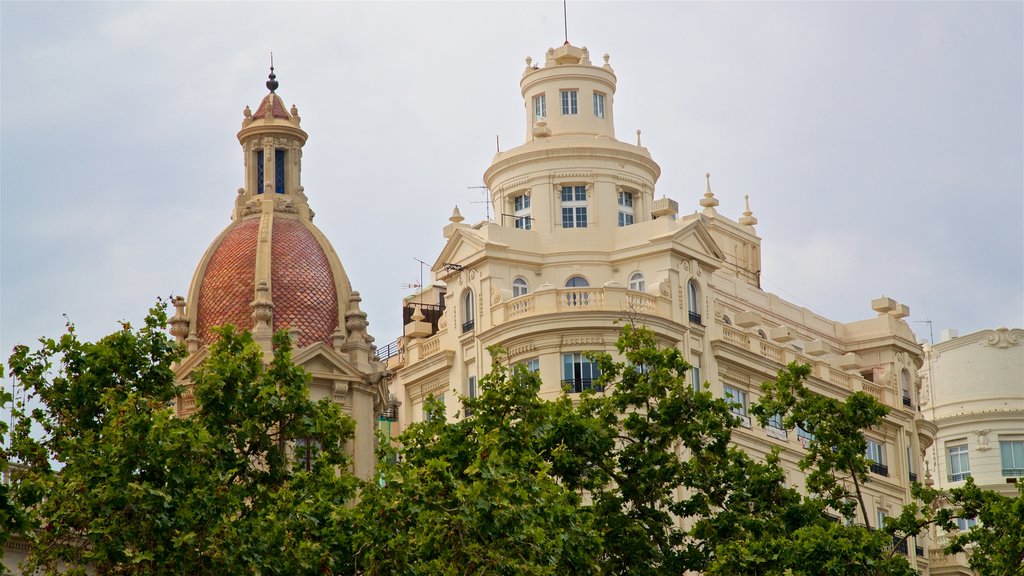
[266, 52, 279, 93]
[700, 172, 720, 209]
[449, 205, 465, 224]
[636, 129, 642, 147]
[739, 194, 758, 227]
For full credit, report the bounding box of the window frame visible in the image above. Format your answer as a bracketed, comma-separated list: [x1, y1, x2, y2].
[1000, 440, 1024, 477]
[562, 352, 601, 393]
[687, 280, 702, 324]
[866, 438, 889, 476]
[593, 91, 606, 118]
[560, 185, 588, 228]
[947, 443, 971, 482]
[513, 193, 532, 229]
[512, 277, 529, 298]
[627, 272, 645, 292]
[560, 89, 578, 115]
[462, 290, 475, 333]
[533, 93, 547, 120]
[617, 190, 635, 227]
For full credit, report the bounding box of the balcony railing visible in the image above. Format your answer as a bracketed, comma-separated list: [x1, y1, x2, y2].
[915, 545, 925, 557]
[688, 310, 702, 324]
[376, 338, 401, 361]
[1002, 468, 1024, 477]
[909, 472, 917, 482]
[462, 319, 475, 333]
[870, 462, 889, 477]
[902, 395, 912, 407]
[498, 286, 668, 324]
[892, 538, 909, 555]
[563, 379, 603, 394]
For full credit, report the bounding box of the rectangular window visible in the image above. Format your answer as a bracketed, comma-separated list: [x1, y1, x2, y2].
[877, 509, 888, 530]
[617, 190, 634, 227]
[797, 423, 815, 442]
[533, 94, 546, 119]
[465, 376, 477, 417]
[274, 149, 286, 194]
[906, 445, 917, 482]
[955, 517, 977, 531]
[256, 151, 265, 194]
[866, 439, 888, 476]
[562, 352, 601, 393]
[690, 356, 701, 392]
[526, 358, 540, 373]
[560, 185, 588, 228]
[593, 92, 605, 118]
[513, 194, 532, 230]
[1001, 440, 1024, 477]
[947, 444, 971, 482]
[561, 89, 578, 115]
[723, 384, 747, 414]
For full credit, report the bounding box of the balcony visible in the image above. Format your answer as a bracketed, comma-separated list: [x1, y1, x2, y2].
[892, 538, 909, 555]
[870, 462, 889, 477]
[563, 378, 603, 394]
[909, 472, 917, 482]
[688, 310, 702, 324]
[915, 545, 925, 557]
[497, 285, 671, 325]
[462, 319, 475, 333]
[902, 395, 912, 407]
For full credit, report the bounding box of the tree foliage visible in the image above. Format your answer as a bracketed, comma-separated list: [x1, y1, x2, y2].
[4, 312, 1022, 576]
[4, 304, 357, 575]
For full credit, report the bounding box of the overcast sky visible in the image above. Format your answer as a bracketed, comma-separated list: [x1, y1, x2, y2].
[2, 1, 1021, 375]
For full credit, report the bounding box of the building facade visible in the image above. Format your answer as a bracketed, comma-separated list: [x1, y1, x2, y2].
[386, 40, 937, 571]
[920, 327, 1024, 575]
[167, 70, 390, 480]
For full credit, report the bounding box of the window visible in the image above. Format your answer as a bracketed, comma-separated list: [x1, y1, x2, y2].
[907, 446, 917, 482]
[512, 277, 529, 298]
[513, 193, 532, 229]
[628, 272, 645, 292]
[462, 290, 475, 333]
[690, 357, 701, 392]
[947, 444, 971, 482]
[561, 185, 588, 228]
[533, 93, 546, 120]
[294, 437, 320, 472]
[465, 376, 477, 417]
[561, 89, 578, 115]
[564, 276, 590, 306]
[1001, 440, 1024, 477]
[593, 92, 605, 118]
[723, 385, 748, 424]
[767, 413, 785, 429]
[877, 509, 888, 530]
[255, 149, 286, 194]
[563, 352, 601, 393]
[687, 280, 701, 324]
[901, 369, 912, 407]
[617, 190, 634, 226]
[866, 439, 888, 476]
[525, 358, 540, 373]
[955, 517, 977, 531]
[797, 423, 815, 445]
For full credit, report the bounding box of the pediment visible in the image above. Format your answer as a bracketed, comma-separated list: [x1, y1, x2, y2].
[432, 229, 488, 273]
[173, 347, 210, 380]
[291, 341, 363, 378]
[651, 217, 725, 263]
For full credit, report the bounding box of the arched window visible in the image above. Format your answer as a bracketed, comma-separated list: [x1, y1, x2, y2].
[512, 277, 529, 298]
[564, 276, 590, 307]
[462, 290, 475, 333]
[628, 272, 645, 292]
[900, 369, 912, 407]
[687, 280, 701, 324]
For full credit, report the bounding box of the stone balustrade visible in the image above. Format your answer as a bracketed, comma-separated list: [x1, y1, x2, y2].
[495, 285, 669, 325]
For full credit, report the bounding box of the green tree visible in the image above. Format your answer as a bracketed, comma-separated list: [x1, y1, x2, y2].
[4, 304, 357, 575]
[353, 351, 600, 575]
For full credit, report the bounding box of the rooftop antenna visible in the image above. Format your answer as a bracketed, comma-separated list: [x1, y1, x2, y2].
[563, 0, 569, 43]
[913, 319, 934, 346]
[403, 257, 430, 307]
[468, 185, 492, 221]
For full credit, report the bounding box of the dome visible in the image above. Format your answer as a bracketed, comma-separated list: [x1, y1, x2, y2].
[190, 214, 347, 348]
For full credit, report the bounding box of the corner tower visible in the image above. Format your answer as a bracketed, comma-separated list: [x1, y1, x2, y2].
[484, 42, 661, 234]
[169, 69, 389, 479]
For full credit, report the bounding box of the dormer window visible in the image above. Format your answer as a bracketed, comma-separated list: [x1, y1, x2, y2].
[593, 92, 605, 119]
[533, 94, 547, 120]
[560, 90, 578, 115]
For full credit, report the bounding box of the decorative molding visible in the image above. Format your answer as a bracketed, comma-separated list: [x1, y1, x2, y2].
[983, 327, 1023, 349]
[497, 177, 530, 193]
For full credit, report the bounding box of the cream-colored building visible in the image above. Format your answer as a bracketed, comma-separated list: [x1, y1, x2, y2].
[167, 69, 390, 480]
[385, 40, 937, 571]
[920, 327, 1024, 575]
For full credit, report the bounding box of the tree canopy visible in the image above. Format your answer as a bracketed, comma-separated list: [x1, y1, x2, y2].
[3, 311, 1021, 575]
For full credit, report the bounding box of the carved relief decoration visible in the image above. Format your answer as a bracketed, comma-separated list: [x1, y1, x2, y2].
[983, 328, 1023, 349]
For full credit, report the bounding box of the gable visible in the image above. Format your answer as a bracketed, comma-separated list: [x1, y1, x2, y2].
[431, 228, 488, 273]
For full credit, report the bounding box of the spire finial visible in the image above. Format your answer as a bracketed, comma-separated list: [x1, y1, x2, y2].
[266, 52, 279, 93]
[450, 205, 465, 224]
[739, 194, 758, 226]
[700, 171, 719, 209]
[636, 129, 642, 147]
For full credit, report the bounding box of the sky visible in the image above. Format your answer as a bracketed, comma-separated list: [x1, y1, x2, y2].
[2, 1, 1022, 378]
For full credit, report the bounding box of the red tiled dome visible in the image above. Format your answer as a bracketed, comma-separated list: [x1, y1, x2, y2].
[252, 93, 291, 120]
[194, 215, 339, 348]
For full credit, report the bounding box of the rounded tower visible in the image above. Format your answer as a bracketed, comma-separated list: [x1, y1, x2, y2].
[169, 69, 388, 479]
[483, 42, 661, 234]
